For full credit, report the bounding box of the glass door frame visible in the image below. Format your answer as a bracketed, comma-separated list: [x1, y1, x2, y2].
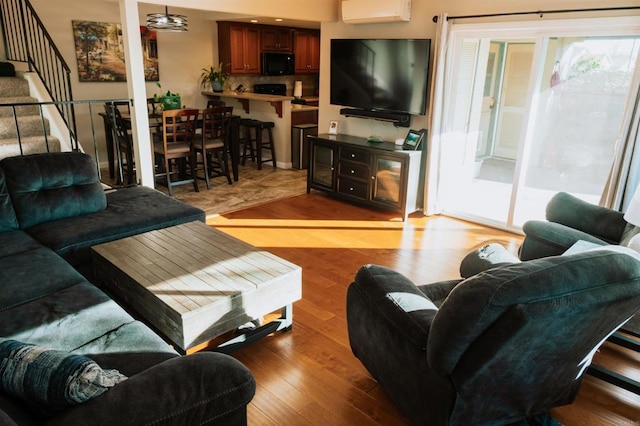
[438, 16, 640, 233]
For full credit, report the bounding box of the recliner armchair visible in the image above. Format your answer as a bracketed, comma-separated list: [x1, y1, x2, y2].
[346, 246, 640, 425]
[519, 191, 636, 261]
[520, 191, 640, 336]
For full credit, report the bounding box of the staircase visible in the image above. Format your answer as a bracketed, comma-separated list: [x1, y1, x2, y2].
[0, 75, 60, 159]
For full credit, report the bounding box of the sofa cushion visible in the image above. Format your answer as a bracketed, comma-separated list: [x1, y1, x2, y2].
[0, 340, 127, 416]
[0, 282, 138, 350]
[0, 168, 19, 232]
[0, 230, 41, 258]
[26, 186, 205, 270]
[0, 246, 86, 312]
[0, 152, 106, 229]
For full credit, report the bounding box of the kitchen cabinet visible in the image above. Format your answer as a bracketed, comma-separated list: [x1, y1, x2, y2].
[218, 22, 261, 75]
[307, 134, 422, 219]
[261, 26, 293, 52]
[294, 30, 320, 74]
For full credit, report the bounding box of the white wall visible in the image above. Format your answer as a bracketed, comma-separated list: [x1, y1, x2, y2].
[317, 0, 640, 142]
[29, 0, 217, 162]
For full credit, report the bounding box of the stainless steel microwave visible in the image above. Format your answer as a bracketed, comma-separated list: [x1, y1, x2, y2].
[261, 52, 295, 76]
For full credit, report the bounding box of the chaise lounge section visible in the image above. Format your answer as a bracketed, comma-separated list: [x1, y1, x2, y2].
[0, 152, 255, 425]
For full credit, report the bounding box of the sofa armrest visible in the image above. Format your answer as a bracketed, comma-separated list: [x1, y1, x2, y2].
[546, 192, 627, 243]
[47, 353, 255, 426]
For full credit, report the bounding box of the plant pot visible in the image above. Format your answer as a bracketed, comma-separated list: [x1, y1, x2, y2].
[210, 79, 224, 93]
[162, 95, 181, 110]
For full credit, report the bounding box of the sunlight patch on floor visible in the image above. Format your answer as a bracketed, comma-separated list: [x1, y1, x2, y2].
[207, 214, 519, 251]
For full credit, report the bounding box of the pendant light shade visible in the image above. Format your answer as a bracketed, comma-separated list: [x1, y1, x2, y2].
[146, 6, 188, 32]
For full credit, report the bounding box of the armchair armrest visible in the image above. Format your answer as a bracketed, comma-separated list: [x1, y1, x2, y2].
[48, 353, 255, 426]
[459, 243, 520, 278]
[347, 264, 441, 351]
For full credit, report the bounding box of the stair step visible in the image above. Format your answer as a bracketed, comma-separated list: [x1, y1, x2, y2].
[0, 77, 30, 97]
[0, 135, 60, 160]
[0, 97, 41, 117]
[0, 116, 50, 139]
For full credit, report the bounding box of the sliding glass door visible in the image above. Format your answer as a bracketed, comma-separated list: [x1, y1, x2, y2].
[437, 17, 640, 231]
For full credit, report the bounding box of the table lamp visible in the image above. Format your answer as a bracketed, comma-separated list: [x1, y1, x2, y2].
[623, 186, 640, 251]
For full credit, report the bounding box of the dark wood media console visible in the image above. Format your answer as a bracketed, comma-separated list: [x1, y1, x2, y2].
[307, 133, 423, 220]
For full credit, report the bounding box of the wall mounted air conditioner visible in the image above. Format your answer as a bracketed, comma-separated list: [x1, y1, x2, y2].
[342, 0, 411, 24]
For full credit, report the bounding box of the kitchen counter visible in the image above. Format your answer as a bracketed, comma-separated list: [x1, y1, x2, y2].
[292, 104, 319, 112]
[202, 90, 294, 118]
[202, 90, 294, 103]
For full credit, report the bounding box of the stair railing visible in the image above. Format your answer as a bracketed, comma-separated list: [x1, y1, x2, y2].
[0, 98, 131, 186]
[0, 0, 79, 150]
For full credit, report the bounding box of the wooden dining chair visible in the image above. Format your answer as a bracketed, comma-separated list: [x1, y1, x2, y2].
[103, 102, 135, 185]
[153, 109, 199, 196]
[196, 106, 234, 189]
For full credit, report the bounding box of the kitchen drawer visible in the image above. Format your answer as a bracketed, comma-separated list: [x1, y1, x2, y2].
[338, 177, 369, 199]
[339, 160, 370, 180]
[340, 146, 370, 164]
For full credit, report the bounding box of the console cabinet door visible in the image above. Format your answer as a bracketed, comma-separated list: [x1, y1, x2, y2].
[371, 154, 406, 210]
[308, 139, 336, 191]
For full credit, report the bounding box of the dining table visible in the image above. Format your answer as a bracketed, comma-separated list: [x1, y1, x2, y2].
[99, 109, 241, 183]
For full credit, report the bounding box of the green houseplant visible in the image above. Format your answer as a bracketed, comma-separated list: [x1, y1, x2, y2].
[200, 64, 230, 93]
[153, 82, 181, 110]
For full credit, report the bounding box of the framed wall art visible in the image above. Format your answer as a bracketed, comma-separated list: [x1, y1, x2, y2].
[72, 20, 158, 82]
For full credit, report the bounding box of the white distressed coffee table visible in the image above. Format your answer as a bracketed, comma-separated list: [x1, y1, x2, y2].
[91, 221, 302, 354]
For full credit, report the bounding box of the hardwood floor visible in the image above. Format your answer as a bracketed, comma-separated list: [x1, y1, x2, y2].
[207, 192, 640, 425]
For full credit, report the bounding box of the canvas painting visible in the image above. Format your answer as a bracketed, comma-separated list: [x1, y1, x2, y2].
[72, 20, 159, 82]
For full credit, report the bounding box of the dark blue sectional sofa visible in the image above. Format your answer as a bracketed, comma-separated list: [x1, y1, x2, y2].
[0, 152, 255, 425]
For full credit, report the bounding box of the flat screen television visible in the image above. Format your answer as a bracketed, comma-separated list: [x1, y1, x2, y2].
[330, 38, 431, 116]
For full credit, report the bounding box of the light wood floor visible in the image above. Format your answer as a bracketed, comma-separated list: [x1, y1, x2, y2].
[207, 192, 640, 425]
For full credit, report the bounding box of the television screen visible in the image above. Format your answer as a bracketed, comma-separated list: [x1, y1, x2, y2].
[330, 38, 431, 116]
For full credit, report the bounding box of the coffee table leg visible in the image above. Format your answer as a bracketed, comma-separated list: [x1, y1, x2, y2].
[278, 303, 293, 331]
[214, 304, 294, 354]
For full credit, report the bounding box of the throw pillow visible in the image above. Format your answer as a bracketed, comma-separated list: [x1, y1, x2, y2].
[0, 339, 127, 415]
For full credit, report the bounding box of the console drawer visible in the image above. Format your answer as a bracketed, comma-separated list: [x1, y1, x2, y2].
[340, 146, 370, 164]
[338, 177, 369, 199]
[339, 161, 370, 180]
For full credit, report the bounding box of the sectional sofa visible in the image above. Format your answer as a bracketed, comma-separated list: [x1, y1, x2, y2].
[0, 152, 255, 425]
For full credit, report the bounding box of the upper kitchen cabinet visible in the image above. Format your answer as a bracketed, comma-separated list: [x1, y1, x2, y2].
[218, 22, 261, 75]
[261, 26, 293, 52]
[294, 30, 320, 74]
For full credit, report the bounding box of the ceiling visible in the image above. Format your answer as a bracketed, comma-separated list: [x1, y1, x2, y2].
[137, 1, 332, 30]
[203, 11, 321, 29]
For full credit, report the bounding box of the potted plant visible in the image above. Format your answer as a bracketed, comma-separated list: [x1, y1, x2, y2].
[152, 82, 181, 110]
[200, 64, 230, 93]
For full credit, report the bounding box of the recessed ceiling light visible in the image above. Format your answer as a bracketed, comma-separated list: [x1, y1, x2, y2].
[250, 19, 258, 23]
[275, 18, 283, 22]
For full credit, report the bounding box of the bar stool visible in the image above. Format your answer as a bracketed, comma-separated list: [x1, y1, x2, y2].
[240, 119, 276, 170]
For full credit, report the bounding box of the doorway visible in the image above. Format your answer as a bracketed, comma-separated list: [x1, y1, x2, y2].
[436, 18, 640, 231]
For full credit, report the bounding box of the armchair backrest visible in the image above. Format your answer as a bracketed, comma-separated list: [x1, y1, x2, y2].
[428, 247, 640, 422]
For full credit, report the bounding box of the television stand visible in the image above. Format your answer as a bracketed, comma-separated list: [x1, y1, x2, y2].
[339, 108, 411, 128]
[307, 133, 422, 220]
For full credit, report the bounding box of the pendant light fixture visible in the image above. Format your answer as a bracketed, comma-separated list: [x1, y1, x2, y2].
[146, 6, 188, 32]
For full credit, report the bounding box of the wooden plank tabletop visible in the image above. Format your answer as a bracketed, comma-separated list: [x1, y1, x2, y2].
[91, 221, 302, 349]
